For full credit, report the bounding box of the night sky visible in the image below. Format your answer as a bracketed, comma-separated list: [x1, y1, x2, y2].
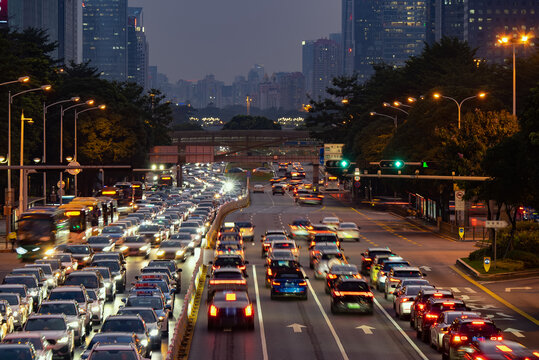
[129, 0, 340, 83]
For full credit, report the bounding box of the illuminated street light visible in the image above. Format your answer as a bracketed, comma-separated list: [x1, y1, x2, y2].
[433, 92, 487, 129]
[0, 76, 30, 87]
[383, 101, 409, 115]
[341, 99, 349, 104]
[370, 111, 398, 129]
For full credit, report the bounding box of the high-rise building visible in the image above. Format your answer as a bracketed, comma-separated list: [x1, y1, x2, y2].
[301, 40, 315, 96]
[7, 0, 81, 63]
[83, 0, 128, 81]
[195, 75, 224, 108]
[304, 38, 340, 100]
[127, 7, 149, 89]
[275, 72, 305, 110]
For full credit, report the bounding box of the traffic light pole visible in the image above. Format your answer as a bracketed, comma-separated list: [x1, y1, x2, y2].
[346, 173, 489, 181]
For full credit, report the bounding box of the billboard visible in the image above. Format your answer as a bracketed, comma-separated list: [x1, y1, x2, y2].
[0, 0, 7, 24]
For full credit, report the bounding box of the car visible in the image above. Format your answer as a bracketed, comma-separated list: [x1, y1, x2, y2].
[384, 266, 425, 300]
[99, 315, 151, 357]
[313, 248, 347, 279]
[169, 233, 197, 254]
[336, 222, 360, 242]
[207, 291, 254, 331]
[80, 333, 143, 360]
[63, 271, 106, 302]
[2, 332, 53, 360]
[429, 311, 481, 351]
[330, 277, 374, 314]
[410, 288, 454, 329]
[321, 217, 340, 230]
[460, 340, 536, 360]
[270, 268, 308, 300]
[37, 300, 87, 345]
[117, 307, 163, 348]
[146, 260, 180, 281]
[215, 241, 244, 256]
[131, 279, 176, 312]
[441, 318, 502, 360]
[35, 259, 65, 285]
[369, 254, 400, 285]
[393, 284, 435, 320]
[253, 184, 265, 193]
[0, 344, 39, 360]
[227, 167, 245, 173]
[260, 234, 287, 257]
[23, 314, 74, 360]
[0, 300, 15, 335]
[309, 232, 340, 250]
[86, 343, 147, 360]
[309, 242, 340, 269]
[253, 167, 273, 174]
[24, 264, 58, 289]
[416, 298, 468, 342]
[307, 224, 336, 240]
[293, 188, 310, 202]
[325, 264, 360, 294]
[48, 254, 78, 276]
[84, 267, 116, 301]
[360, 247, 393, 274]
[86, 236, 115, 253]
[210, 254, 248, 276]
[207, 268, 247, 299]
[48, 286, 92, 328]
[297, 191, 323, 206]
[122, 236, 151, 258]
[0, 293, 29, 330]
[267, 239, 299, 260]
[265, 250, 300, 287]
[156, 241, 188, 260]
[140, 268, 176, 287]
[373, 258, 410, 291]
[90, 259, 126, 292]
[64, 244, 94, 268]
[85, 289, 104, 325]
[288, 219, 312, 239]
[271, 183, 286, 195]
[137, 225, 165, 246]
[235, 222, 255, 242]
[2, 275, 43, 308]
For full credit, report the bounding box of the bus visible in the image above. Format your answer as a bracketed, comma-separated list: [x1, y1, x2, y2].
[158, 174, 174, 187]
[131, 181, 145, 201]
[70, 197, 105, 232]
[15, 207, 70, 261]
[325, 174, 340, 191]
[58, 204, 93, 243]
[98, 197, 119, 225]
[99, 186, 133, 213]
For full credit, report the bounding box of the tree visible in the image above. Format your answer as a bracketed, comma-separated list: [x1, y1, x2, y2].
[222, 115, 280, 130]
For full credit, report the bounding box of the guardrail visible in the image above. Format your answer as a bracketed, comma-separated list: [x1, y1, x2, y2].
[165, 190, 250, 360]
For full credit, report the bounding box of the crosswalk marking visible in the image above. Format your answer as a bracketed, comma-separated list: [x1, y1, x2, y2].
[451, 287, 461, 293]
[464, 287, 477, 294]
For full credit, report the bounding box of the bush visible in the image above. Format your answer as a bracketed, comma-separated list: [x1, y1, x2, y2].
[506, 250, 539, 268]
[468, 248, 491, 261]
[496, 259, 525, 272]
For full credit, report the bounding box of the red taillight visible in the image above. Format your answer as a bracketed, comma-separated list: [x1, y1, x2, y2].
[267, 269, 272, 276]
[453, 335, 468, 343]
[417, 304, 425, 310]
[327, 274, 337, 279]
[492, 336, 503, 341]
[433, 293, 443, 297]
[471, 321, 485, 325]
[425, 313, 438, 319]
[400, 298, 409, 303]
[272, 280, 280, 286]
[244, 304, 253, 317]
[298, 281, 307, 286]
[334, 291, 373, 297]
[209, 280, 247, 285]
[209, 305, 218, 317]
[310, 241, 315, 247]
[238, 265, 246, 270]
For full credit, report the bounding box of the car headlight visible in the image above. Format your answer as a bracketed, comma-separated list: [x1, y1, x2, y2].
[158, 316, 165, 321]
[83, 256, 90, 261]
[120, 246, 128, 252]
[153, 234, 160, 238]
[114, 274, 122, 280]
[157, 250, 165, 256]
[149, 329, 159, 336]
[141, 339, 148, 347]
[105, 282, 111, 288]
[140, 245, 149, 251]
[28, 289, 38, 297]
[188, 241, 195, 248]
[176, 250, 183, 255]
[68, 321, 80, 329]
[13, 311, 18, 317]
[102, 246, 112, 252]
[44, 249, 55, 256]
[92, 304, 100, 312]
[57, 336, 69, 344]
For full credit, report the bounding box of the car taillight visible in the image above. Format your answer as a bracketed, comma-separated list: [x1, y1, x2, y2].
[298, 281, 307, 286]
[244, 304, 253, 317]
[209, 305, 218, 317]
[267, 269, 272, 276]
[310, 241, 315, 247]
[491, 336, 503, 341]
[272, 281, 280, 286]
[417, 304, 425, 310]
[238, 265, 246, 270]
[452, 335, 468, 343]
[389, 277, 398, 282]
[327, 274, 337, 279]
[400, 298, 409, 303]
[425, 313, 438, 319]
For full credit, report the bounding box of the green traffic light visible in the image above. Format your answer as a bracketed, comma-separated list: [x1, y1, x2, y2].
[422, 161, 428, 168]
[394, 160, 403, 168]
[340, 160, 349, 168]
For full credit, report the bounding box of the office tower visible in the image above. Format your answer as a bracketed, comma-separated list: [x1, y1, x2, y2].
[304, 38, 340, 100]
[301, 40, 315, 96]
[83, 0, 128, 81]
[127, 7, 149, 88]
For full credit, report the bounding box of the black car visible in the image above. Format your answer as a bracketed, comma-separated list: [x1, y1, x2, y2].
[411, 288, 454, 329]
[441, 318, 502, 360]
[265, 254, 300, 287]
[272, 184, 285, 195]
[207, 291, 254, 331]
[325, 264, 360, 294]
[211, 254, 248, 276]
[416, 298, 468, 342]
[330, 278, 373, 314]
[360, 247, 393, 275]
[65, 244, 94, 267]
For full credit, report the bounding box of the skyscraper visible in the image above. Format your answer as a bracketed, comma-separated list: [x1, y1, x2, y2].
[83, 0, 128, 81]
[311, 38, 340, 100]
[301, 40, 315, 96]
[127, 7, 149, 89]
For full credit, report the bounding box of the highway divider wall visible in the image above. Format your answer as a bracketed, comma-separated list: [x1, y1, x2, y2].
[165, 190, 250, 360]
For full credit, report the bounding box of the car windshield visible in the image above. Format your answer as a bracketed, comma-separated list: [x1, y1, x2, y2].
[235, 222, 252, 228]
[383, 262, 409, 271]
[89, 268, 111, 279]
[88, 335, 134, 348]
[214, 258, 242, 267]
[171, 234, 191, 240]
[102, 227, 122, 233]
[314, 235, 338, 242]
[118, 309, 157, 323]
[3, 337, 43, 350]
[0, 348, 33, 360]
[139, 225, 159, 232]
[337, 281, 370, 292]
[181, 222, 199, 228]
[292, 220, 310, 226]
[124, 237, 145, 243]
[4, 277, 38, 288]
[101, 319, 145, 333]
[65, 275, 98, 288]
[54, 254, 73, 262]
[339, 224, 357, 229]
[49, 290, 85, 303]
[126, 297, 163, 309]
[67, 245, 91, 254]
[93, 261, 121, 272]
[25, 317, 66, 331]
[331, 265, 358, 273]
[179, 228, 197, 234]
[88, 237, 110, 244]
[0, 294, 19, 305]
[393, 270, 422, 278]
[90, 350, 138, 360]
[320, 253, 343, 261]
[276, 273, 302, 279]
[460, 322, 498, 336]
[271, 260, 296, 268]
[38, 303, 77, 315]
[160, 241, 182, 248]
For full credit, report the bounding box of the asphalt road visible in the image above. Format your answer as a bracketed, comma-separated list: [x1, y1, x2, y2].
[187, 178, 539, 359]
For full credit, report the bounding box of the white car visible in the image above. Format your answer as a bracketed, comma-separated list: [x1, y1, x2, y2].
[321, 217, 340, 231]
[429, 311, 480, 351]
[253, 184, 265, 193]
[393, 284, 434, 319]
[336, 222, 360, 242]
[268, 240, 299, 260]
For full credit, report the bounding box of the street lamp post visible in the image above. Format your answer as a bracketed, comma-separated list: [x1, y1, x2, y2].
[370, 111, 398, 129]
[383, 102, 409, 115]
[42, 97, 80, 203]
[432, 92, 486, 129]
[497, 34, 532, 116]
[73, 105, 106, 196]
[59, 100, 94, 203]
[19, 111, 35, 211]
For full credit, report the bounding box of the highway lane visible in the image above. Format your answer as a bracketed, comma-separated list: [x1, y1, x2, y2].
[188, 178, 539, 360]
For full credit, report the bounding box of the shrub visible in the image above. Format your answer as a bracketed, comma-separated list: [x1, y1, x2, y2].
[506, 250, 539, 268]
[496, 259, 525, 272]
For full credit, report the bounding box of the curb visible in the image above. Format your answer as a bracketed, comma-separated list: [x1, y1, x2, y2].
[387, 211, 459, 242]
[455, 258, 539, 281]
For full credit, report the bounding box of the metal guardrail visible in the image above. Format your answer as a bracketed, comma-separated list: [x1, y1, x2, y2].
[165, 191, 250, 360]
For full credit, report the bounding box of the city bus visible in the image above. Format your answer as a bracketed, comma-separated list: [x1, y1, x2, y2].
[99, 186, 133, 213]
[70, 197, 105, 232]
[98, 197, 119, 225]
[325, 174, 340, 191]
[58, 204, 93, 243]
[15, 207, 70, 261]
[131, 181, 145, 201]
[158, 174, 174, 187]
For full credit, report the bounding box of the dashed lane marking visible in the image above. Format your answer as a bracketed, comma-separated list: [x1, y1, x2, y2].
[252, 265, 269, 360]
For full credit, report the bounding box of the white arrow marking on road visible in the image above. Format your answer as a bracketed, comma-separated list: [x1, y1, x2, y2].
[451, 287, 461, 293]
[504, 328, 525, 338]
[420, 266, 431, 272]
[356, 325, 375, 334]
[505, 287, 532, 292]
[287, 323, 306, 333]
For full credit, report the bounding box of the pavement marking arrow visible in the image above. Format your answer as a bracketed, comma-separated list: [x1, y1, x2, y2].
[420, 266, 431, 272]
[356, 325, 375, 334]
[287, 323, 306, 333]
[504, 328, 525, 338]
[505, 287, 532, 292]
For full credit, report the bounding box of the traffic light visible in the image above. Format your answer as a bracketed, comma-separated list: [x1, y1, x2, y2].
[325, 160, 339, 168]
[379, 160, 405, 169]
[340, 159, 350, 168]
[421, 161, 436, 169]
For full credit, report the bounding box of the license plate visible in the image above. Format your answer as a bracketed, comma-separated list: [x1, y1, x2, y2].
[472, 336, 485, 341]
[347, 303, 360, 309]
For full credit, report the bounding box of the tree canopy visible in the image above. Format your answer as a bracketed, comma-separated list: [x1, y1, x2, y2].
[222, 115, 281, 130]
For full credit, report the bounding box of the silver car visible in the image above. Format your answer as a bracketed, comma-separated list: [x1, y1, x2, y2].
[117, 307, 163, 349]
[2, 332, 53, 360]
[313, 249, 347, 279]
[393, 284, 435, 319]
[37, 301, 86, 345]
[0, 293, 29, 330]
[23, 314, 74, 360]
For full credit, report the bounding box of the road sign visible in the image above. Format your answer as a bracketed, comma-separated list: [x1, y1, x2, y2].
[323, 143, 344, 161]
[354, 175, 360, 181]
[459, 227, 464, 239]
[455, 190, 465, 211]
[354, 167, 360, 176]
[57, 180, 65, 189]
[485, 220, 508, 228]
[66, 161, 81, 175]
[483, 257, 491, 272]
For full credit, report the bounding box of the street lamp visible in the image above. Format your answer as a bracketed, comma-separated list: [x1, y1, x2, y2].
[42, 97, 80, 202]
[496, 33, 532, 116]
[383, 102, 409, 115]
[341, 99, 349, 105]
[393, 101, 412, 109]
[432, 92, 487, 129]
[19, 111, 35, 211]
[0, 76, 30, 87]
[370, 111, 398, 129]
[73, 105, 106, 195]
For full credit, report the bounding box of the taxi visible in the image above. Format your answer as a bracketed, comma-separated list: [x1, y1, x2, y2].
[207, 291, 254, 331]
[360, 247, 393, 274]
[330, 278, 373, 314]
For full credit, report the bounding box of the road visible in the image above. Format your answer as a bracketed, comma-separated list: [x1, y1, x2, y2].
[188, 177, 539, 359]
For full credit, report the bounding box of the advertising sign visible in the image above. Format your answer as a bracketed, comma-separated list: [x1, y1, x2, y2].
[0, 0, 7, 24]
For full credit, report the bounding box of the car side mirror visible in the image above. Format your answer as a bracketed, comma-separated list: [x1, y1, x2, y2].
[304, 276, 309, 279]
[121, 298, 127, 303]
[441, 326, 448, 332]
[245, 261, 249, 264]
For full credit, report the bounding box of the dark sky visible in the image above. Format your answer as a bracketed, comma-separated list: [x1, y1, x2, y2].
[129, 0, 340, 84]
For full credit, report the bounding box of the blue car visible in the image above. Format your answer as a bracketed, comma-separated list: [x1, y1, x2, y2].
[270, 269, 308, 300]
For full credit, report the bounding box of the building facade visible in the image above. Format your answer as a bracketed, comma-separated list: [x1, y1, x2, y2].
[127, 7, 149, 89]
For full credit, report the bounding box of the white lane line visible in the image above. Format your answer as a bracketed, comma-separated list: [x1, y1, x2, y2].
[252, 265, 269, 360]
[305, 277, 350, 360]
[373, 298, 429, 360]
